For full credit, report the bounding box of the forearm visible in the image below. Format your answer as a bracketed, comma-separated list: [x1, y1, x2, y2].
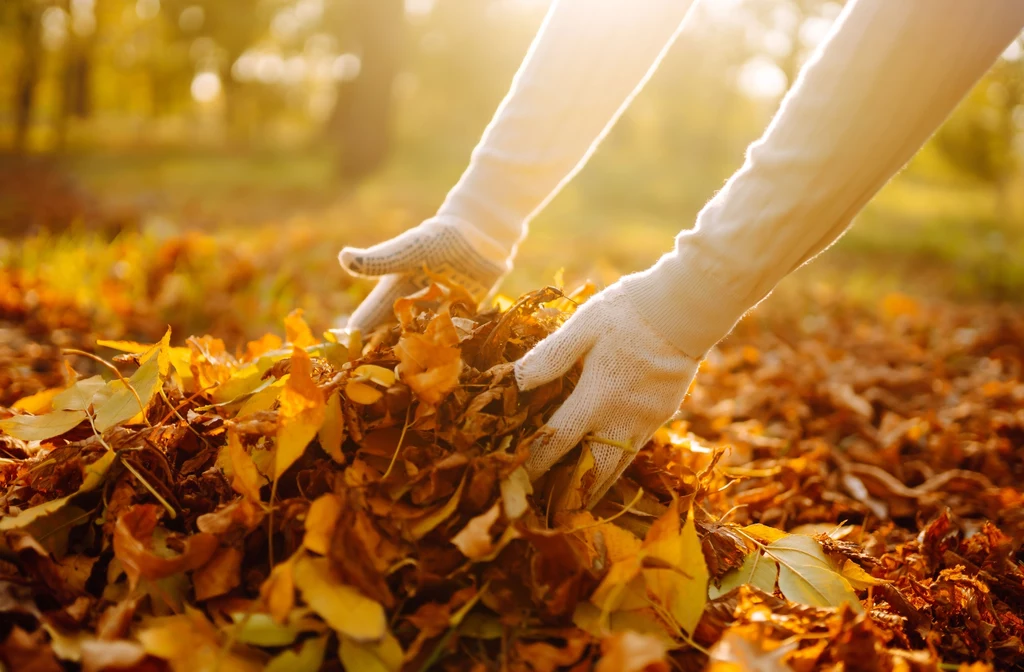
[436, 0, 696, 256]
[627, 0, 1024, 358]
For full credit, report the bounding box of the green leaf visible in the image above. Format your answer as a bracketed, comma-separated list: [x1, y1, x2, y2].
[709, 551, 778, 599]
[93, 356, 162, 431]
[0, 410, 86, 441]
[339, 631, 403, 672]
[0, 451, 116, 531]
[266, 635, 327, 672]
[768, 534, 861, 611]
[52, 376, 106, 411]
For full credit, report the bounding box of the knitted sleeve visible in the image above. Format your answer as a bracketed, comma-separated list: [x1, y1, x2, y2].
[624, 0, 1024, 359]
[435, 0, 697, 255]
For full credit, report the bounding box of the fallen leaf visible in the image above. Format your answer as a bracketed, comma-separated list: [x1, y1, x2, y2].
[284, 309, 318, 348]
[0, 409, 86, 441]
[293, 554, 386, 642]
[112, 505, 218, 590]
[500, 466, 533, 520]
[93, 355, 162, 431]
[265, 635, 327, 672]
[275, 346, 325, 478]
[767, 535, 860, 611]
[227, 429, 264, 502]
[709, 551, 779, 599]
[642, 504, 709, 635]
[451, 501, 501, 560]
[303, 493, 342, 555]
[595, 630, 670, 672]
[0, 451, 116, 531]
[318, 390, 346, 462]
[394, 310, 463, 405]
[338, 631, 403, 672]
[192, 546, 243, 601]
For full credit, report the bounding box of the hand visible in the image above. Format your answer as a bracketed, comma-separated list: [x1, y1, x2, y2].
[514, 280, 700, 508]
[339, 217, 511, 333]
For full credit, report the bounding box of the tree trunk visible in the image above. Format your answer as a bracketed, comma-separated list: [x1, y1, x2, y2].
[329, 0, 405, 180]
[13, 3, 42, 154]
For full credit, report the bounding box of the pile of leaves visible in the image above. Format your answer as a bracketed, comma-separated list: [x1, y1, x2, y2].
[1, 280, 1023, 671]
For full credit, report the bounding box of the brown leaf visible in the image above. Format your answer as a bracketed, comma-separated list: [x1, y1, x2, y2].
[192, 546, 243, 601]
[112, 505, 219, 590]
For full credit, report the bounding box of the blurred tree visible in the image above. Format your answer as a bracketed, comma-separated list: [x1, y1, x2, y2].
[327, 0, 405, 180]
[935, 56, 1024, 224]
[10, 0, 45, 153]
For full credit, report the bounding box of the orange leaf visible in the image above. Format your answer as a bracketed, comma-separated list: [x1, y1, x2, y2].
[394, 310, 463, 405]
[595, 631, 669, 672]
[275, 346, 326, 478]
[260, 556, 296, 624]
[284, 309, 318, 348]
[303, 493, 342, 555]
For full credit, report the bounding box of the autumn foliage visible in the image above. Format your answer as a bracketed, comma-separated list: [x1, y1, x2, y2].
[1, 278, 1024, 671]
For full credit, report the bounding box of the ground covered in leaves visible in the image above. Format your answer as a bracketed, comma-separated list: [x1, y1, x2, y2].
[1, 277, 1024, 672]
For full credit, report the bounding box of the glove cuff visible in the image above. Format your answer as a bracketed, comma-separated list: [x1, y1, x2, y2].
[621, 243, 751, 360]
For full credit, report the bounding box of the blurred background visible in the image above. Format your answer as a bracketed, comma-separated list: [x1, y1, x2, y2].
[1, 0, 1024, 347]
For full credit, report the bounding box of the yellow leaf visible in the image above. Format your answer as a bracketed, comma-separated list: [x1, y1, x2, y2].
[284, 309, 318, 348]
[840, 558, 889, 590]
[260, 556, 296, 624]
[93, 355, 162, 431]
[395, 310, 463, 405]
[642, 504, 709, 635]
[228, 430, 264, 503]
[266, 635, 327, 672]
[303, 494, 342, 555]
[338, 631, 403, 672]
[768, 535, 861, 611]
[739, 523, 789, 544]
[275, 347, 325, 478]
[237, 377, 286, 418]
[12, 387, 63, 414]
[192, 546, 243, 601]
[345, 380, 383, 405]
[559, 444, 596, 511]
[318, 391, 346, 462]
[352, 364, 396, 387]
[293, 555, 386, 642]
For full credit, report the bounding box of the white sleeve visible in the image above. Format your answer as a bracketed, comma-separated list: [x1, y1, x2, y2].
[434, 0, 697, 258]
[624, 0, 1024, 358]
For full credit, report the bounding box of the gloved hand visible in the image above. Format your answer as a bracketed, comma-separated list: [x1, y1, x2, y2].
[338, 217, 513, 333]
[514, 277, 701, 508]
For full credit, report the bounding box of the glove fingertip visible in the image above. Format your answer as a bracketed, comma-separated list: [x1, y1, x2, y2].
[338, 247, 370, 275]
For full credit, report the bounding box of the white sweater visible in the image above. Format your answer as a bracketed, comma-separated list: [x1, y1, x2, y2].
[437, 0, 1024, 359]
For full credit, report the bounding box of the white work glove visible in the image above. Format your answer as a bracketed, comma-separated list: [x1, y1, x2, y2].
[338, 217, 513, 333]
[514, 277, 701, 508]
